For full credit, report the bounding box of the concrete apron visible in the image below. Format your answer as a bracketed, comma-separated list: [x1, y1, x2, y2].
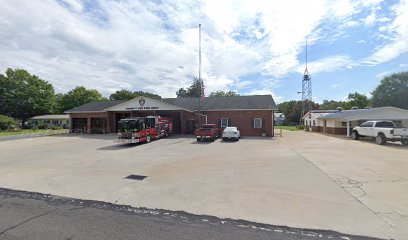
[282, 130, 408, 240]
[0, 134, 402, 239]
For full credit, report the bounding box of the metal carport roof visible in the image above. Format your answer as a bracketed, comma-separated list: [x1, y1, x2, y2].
[318, 107, 408, 121]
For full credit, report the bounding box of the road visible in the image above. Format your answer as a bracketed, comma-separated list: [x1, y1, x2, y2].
[0, 188, 378, 240]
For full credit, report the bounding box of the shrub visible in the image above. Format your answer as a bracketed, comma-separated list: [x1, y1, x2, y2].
[22, 125, 33, 129]
[0, 115, 16, 131]
[296, 125, 304, 130]
[37, 125, 46, 129]
[52, 126, 62, 130]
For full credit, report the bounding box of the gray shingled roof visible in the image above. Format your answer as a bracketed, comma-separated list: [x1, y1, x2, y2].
[163, 95, 277, 111]
[65, 95, 277, 113]
[64, 100, 126, 113]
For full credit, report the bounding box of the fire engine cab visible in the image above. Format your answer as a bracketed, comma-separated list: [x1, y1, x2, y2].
[116, 116, 173, 144]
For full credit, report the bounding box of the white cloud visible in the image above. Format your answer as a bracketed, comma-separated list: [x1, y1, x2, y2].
[363, 0, 408, 65]
[364, 11, 376, 26]
[61, 0, 83, 12]
[376, 71, 391, 78]
[330, 83, 344, 89]
[0, 0, 402, 99]
[296, 55, 353, 74]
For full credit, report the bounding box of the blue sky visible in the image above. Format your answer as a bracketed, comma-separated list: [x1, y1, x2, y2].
[0, 0, 407, 103]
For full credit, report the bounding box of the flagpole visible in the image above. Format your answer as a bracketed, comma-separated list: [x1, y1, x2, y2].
[198, 23, 202, 115]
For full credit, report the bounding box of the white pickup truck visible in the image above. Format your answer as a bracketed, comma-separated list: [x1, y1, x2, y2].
[352, 120, 408, 145]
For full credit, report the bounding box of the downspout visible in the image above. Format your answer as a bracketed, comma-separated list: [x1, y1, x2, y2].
[194, 111, 207, 124]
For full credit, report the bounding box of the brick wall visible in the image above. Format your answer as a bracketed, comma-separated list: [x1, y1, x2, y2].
[325, 127, 347, 135]
[201, 110, 273, 136]
[70, 110, 275, 136]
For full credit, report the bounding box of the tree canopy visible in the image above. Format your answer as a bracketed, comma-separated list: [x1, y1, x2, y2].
[109, 89, 161, 101]
[278, 100, 319, 124]
[109, 89, 135, 101]
[57, 86, 107, 113]
[371, 72, 408, 109]
[176, 78, 203, 98]
[0, 68, 56, 121]
[209, 90, 240, 97]
[347, 92, 369, 109]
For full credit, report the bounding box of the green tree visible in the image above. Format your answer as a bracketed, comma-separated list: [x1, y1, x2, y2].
[278, 100, 319, 124]
[59, 86, 107, 112]
[371, 72, 408, 109]
[209, 90, 240, 97]
[133, 91, 161, 99]
[320, 100, 350, 110]
[176, 78, 203, 98]
[109, 89, 135, 101]
[347, 92, 369, 109]
[109, 89, 161, 101]
[0, 68, 56, 123]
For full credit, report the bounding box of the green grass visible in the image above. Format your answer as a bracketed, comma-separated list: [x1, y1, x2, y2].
[0, 129, 67, 137]
[276, 126, 302, 131]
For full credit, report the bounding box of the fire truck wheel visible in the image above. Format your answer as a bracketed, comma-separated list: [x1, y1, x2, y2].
[146, 135, 151, 143]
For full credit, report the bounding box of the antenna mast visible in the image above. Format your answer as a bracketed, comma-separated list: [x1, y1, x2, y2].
[301, 40, 313, 123]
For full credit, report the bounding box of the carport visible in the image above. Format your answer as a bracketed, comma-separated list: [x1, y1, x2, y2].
[317, 107, 408, 137]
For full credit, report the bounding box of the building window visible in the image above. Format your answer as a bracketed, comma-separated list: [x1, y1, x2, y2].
[341, 122, 347, 127]
[53, 120, 59, 125]
[253, 118, 262, 128]
[220, 118, 229, 127]
[313, 120, 316, 126]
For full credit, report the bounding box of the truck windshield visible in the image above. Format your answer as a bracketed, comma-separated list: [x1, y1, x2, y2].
[376, 121, 394, 128]
[118, 120, 141, 132]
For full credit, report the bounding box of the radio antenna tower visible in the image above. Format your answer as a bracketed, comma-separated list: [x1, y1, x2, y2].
[301, 40, 312, 122]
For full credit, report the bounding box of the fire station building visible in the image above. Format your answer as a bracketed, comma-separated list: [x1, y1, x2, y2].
[65, 95, 278, 136]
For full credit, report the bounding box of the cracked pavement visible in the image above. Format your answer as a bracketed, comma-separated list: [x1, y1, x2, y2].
[0, 133, 407, 239]
[282, 131, 408, 239]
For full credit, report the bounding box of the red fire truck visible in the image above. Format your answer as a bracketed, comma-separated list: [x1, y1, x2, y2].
[116, 116, 173, 144]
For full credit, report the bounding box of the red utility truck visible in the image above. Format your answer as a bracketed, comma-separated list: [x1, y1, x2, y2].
[195, 124, 220, 142]
[116, 116, 173, 144]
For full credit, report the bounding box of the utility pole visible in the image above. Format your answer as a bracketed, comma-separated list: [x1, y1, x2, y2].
[301, 40, 312, 124]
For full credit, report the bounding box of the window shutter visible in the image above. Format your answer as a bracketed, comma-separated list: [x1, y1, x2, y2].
[262, 118, 265, 128]
[218, 119, 222, 128]
[251, 118, 254, 128]
[228, 118, 232, 127]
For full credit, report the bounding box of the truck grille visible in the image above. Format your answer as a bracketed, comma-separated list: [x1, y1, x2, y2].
[119, 132, 132, 139]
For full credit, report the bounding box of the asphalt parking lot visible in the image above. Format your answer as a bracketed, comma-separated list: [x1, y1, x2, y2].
[0, 132, 407, 239]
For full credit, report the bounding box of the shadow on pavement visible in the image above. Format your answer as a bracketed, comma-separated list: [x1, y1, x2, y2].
[97, 143, 141, 150]
[190, 140, 214, 144]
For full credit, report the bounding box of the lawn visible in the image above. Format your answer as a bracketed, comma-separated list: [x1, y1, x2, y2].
[0, 129, 68, 137]
[276, 125, 302, 131]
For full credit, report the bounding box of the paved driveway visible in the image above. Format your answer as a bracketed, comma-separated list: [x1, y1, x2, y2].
[0, 133, 406, 239]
